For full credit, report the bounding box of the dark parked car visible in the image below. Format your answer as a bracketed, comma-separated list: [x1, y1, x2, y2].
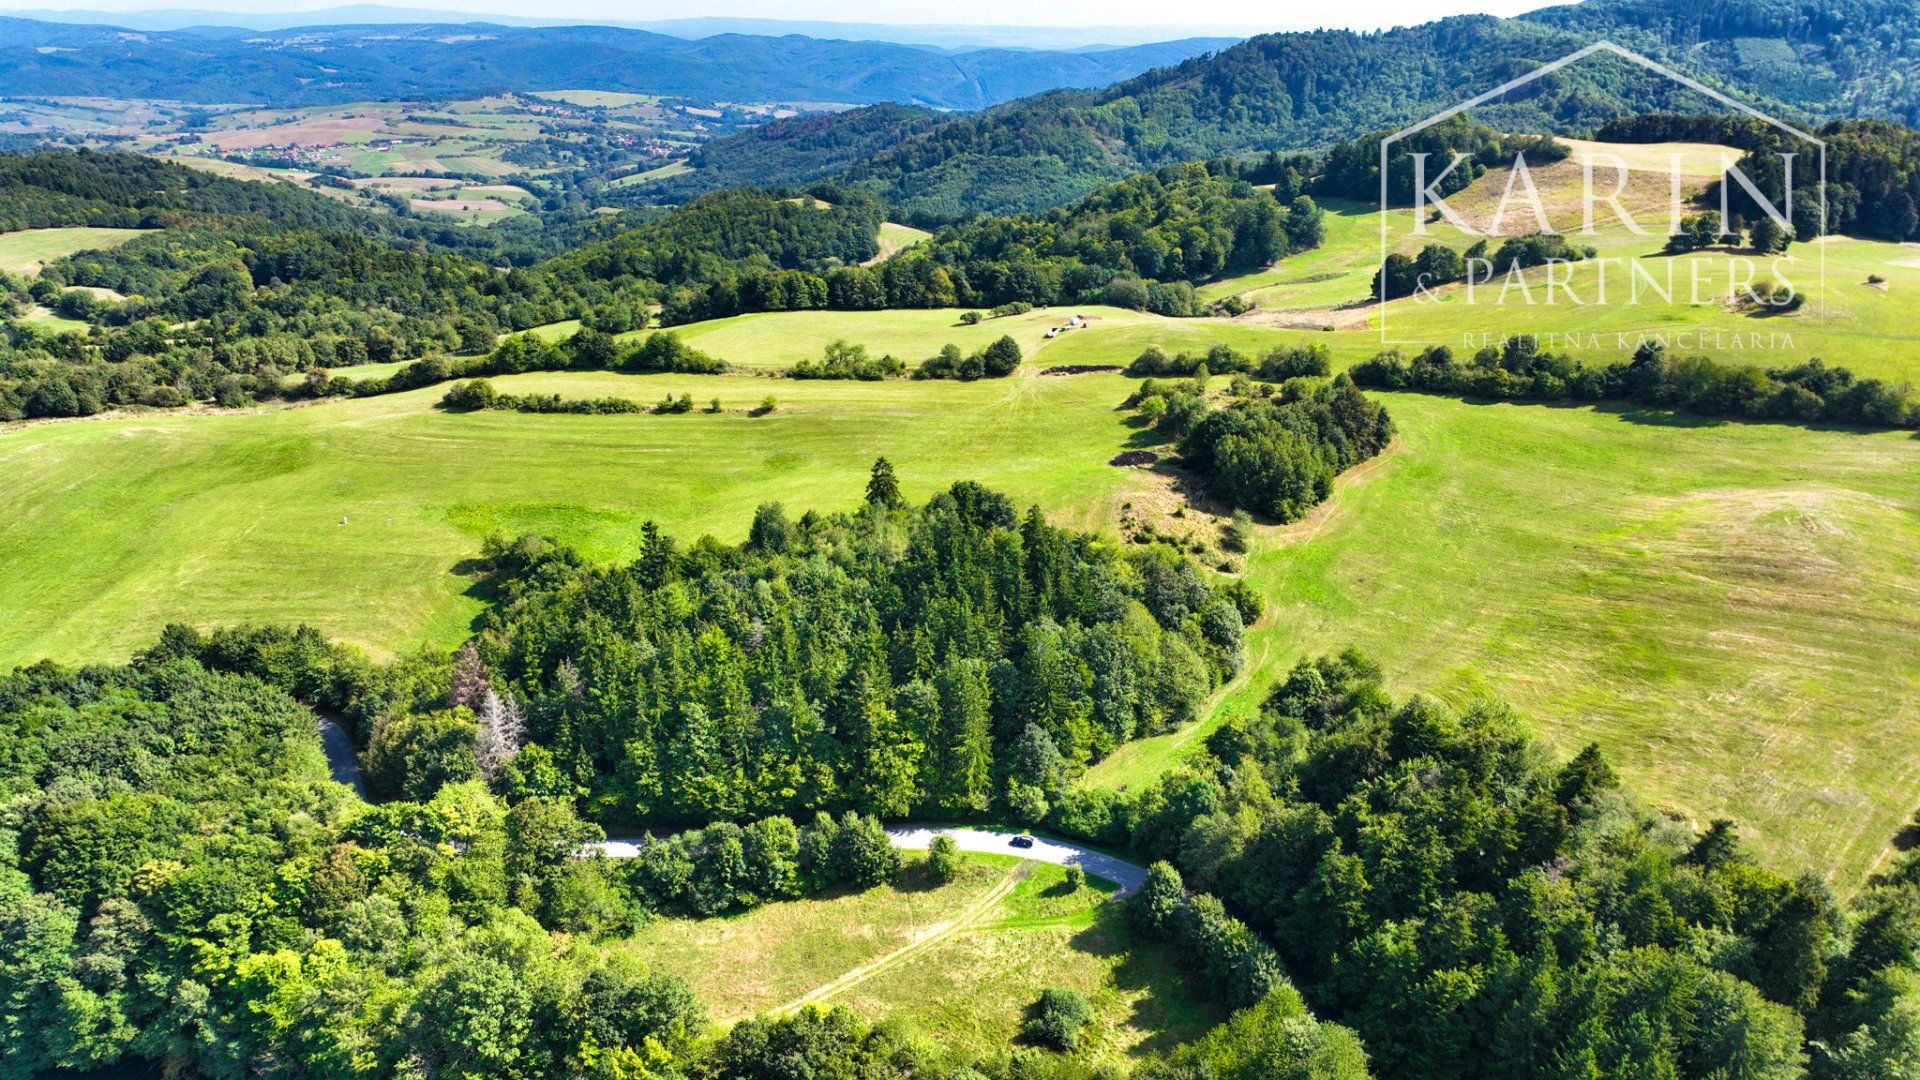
[1009, 835, 1035, 849]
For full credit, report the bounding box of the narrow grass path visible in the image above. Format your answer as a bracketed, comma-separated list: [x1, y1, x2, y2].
[771, 860, 1029, 1014]
[770, 864, 1026, 1017]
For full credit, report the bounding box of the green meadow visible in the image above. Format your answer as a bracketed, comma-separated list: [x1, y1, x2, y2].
[0, 372, 1138, 667]
[635, 204, 1920, 385]
[4, 139, 1918, 883]
[1090, 394, 1920, 885]
[614, 853, 1212, 1062]
[2, 361, 1916, 881]
[0, 226, 151, 276]
[641, 305, 1175, 368]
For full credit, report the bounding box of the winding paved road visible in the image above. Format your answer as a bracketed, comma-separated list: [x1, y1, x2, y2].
[588, 826, 1147, 895]
[308, 718, 1145, 896]
[317, 716, 370, 799]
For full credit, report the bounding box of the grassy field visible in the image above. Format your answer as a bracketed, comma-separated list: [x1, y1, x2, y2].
[611, 853, 1215, 1061]
[643, 306, 1203, 368]
[549, 141, 1920, 383]
[1087, 394, 1920, 885]
[18, 306, 90, 333]
[873, 221, 933, 261]
[1171, 188, 1920, 384]
[2, 367, 1915, 881]
[0, 227, 151, 276]
[641, 196, 1920, 385]
[607, 160, 693, 189]
[832, 861, 1218, 1060]
[0, 371, 1139, 667]
[4, 141, 1918, 883]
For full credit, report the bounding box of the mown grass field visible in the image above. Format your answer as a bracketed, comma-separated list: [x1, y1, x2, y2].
[2, 364, 1915, 880]
[639, 305, 1178, 368]
[832, 861, 1218, 1060]
[0, 227, 152, 276]
[1086, 395, 1920, 884]
[0, 372, 1138, 666]
[612, 853, 1215, 1061]
[639, 204, 1920, 386]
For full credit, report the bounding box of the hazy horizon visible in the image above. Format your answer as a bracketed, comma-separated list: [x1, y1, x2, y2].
[0, 0, 1559, 35]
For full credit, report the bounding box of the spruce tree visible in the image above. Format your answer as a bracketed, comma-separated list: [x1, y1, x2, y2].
[865, 457, 902, 508]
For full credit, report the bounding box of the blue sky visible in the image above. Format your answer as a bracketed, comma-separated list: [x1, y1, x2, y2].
[6, 0, 1556, 33]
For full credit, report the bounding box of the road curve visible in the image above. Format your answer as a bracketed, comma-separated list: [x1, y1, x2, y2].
[307, 722, 1144, 894]
[586, 826, 1147, 895]
[317, 716, 370, 800]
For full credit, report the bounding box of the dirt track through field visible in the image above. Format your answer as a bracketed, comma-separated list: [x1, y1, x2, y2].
[768, 864, 1026, 1016]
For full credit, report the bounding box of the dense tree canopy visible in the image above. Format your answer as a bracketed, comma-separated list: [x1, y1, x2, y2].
[1354, 338, 1920, 428]
[1132, 374, 1395, 520]
[1042, 650, 1886, 1079]
[912, 159, 1327, 313]
[470, 475, 1250, 825]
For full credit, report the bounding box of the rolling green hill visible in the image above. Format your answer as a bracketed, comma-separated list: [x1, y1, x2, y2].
[2, 366, 1915, 883]
[650, 0, 1920, 218]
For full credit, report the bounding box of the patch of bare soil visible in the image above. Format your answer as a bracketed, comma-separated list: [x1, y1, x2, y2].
[1443, 156, 1717, 237]
[206, 115, 386, 151]
[353, 176, 461, 192]
[1231, 306, 1373, 331]
[412, 198, 509, 212]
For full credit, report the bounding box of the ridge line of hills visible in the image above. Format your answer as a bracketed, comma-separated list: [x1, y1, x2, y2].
[637, 0, 1920, 219]
[0, 14, 1238, 110]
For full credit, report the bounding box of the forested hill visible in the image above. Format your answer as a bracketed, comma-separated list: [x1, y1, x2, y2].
[0, 148, 638, 264]
[0, 16, 1232, 110]
[645, 0, 1920, 219]
[639, 103, 951, 205]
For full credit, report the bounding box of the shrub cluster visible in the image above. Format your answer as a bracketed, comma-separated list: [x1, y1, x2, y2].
[339, 328, 726, 398]
[1352, 338, 1919, 428]
[625, 812, 900, 918]
[1123, 341, 1332, 381]
[913, 335, 1022, 380]
[1375, 232, 1593, 300]
[1133, 375, 1395, 521]
[1023, 988, 1095, 1051]
[442, 380, 648, 415]
[1130, 863, 1288, 1009]
[788, 339, 907, 380]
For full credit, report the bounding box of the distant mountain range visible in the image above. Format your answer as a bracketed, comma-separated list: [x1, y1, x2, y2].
[640, 0, 1920, 218]
[0, 6, 1254, 49]
[0, 15, 1238, 108]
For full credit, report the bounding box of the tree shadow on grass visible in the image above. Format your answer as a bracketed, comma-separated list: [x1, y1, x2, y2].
[888, 857, 951, 895]
[452, 555, 499, 633]
[1148, 460, 1242, 521]
[1067, 905, 1224, 1058]
[1892, 817, 1920, 852]
[1599, 402, 1731, 429]
[1593, 399, 1904, 437]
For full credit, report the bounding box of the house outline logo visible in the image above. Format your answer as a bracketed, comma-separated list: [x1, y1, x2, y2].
[1374, 40, 1827, 344]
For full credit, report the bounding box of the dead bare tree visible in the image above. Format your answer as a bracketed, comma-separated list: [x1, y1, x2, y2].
[474, 688, 526, 781]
